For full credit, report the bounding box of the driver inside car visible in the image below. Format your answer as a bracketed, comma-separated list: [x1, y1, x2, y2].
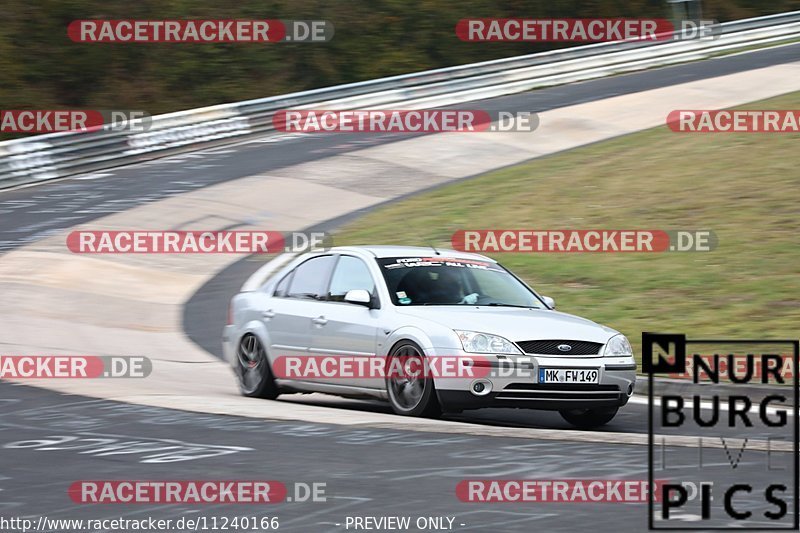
[426, 269, 465, 304]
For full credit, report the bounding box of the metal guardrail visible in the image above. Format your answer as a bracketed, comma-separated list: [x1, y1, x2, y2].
[1, 11, 799, 190]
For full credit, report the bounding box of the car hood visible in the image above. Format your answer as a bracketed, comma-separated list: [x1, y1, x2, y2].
[395, 306, 618, 344]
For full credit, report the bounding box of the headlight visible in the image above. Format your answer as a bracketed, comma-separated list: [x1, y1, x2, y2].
[604, 334, 633, 356]
[455, 330, 521, 354]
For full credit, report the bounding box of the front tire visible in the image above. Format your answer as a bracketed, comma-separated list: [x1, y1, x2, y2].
[385, 341, 440, 418]
[235, 333, 280, 399]
[560, 407, 618, 429]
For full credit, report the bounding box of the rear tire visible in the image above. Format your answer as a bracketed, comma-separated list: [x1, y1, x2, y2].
[560, 407, 618, 429]
[235, 333, 280, 399]
[385, 341, 441, 418]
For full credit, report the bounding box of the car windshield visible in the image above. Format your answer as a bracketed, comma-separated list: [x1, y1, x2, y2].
[376, 256, 545, 308]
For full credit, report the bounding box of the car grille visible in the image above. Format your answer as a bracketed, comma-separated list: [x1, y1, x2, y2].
[515, 339, 603, 356]
[496, 383, 621, 401]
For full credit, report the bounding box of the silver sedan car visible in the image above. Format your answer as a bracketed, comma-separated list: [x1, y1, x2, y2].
[223, 245, 637, 428]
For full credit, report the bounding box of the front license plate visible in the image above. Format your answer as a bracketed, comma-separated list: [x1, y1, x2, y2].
[539, 368, 599, 384]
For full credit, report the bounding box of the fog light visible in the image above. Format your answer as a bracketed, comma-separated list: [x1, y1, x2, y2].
[627, 384, 634, 395]
[470, 379, 492, 396]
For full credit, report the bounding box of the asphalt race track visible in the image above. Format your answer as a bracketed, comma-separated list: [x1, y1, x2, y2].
[0, 381, 793, 532]
[1, 44, 799, 531]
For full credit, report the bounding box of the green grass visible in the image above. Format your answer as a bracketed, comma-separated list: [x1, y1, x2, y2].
[333, 92, 800, 362]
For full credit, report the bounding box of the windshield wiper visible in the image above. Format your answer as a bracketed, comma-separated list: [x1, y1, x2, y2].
[417, 302, 539, 308]
[485, 303, 537, 308]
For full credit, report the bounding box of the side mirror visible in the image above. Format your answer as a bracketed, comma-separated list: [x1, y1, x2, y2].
[344, 289, 372, 307]
[542, 295, 556, 309]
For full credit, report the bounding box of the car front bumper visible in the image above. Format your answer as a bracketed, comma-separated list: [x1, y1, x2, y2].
[429, 351, 637, 411]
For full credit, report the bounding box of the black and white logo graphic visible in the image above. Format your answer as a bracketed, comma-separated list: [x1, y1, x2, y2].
[645, 333, 799, 530]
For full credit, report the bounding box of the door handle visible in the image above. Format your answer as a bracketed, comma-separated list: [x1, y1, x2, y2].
[262, 309, 276, 319]
[312, 316, 328, 326]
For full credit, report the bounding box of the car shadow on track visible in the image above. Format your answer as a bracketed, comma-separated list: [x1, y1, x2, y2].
[277, 393, 646, 433]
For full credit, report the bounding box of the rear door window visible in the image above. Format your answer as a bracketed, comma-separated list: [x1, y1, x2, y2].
[286, 255, 336, 300]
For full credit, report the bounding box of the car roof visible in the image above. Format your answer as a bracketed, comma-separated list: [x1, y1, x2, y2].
[327, 245, 496, 262]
